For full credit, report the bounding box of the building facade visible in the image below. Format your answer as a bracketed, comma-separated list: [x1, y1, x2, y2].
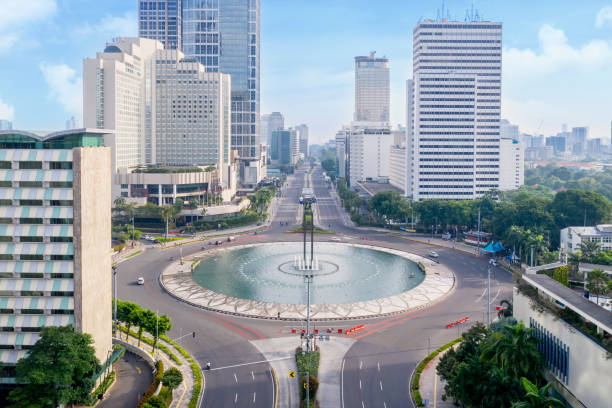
[499, 138, 524, 190]
[348, 125, 393, 184]
[354, 52, 390, 122]
[260, 112, 284, 148]
[270, 129, 298, 165]
[560, 224, 612, 261]
[138, 0, 182, 50]
[335, 128, 348, 180]
[409, 20, 502, 200]
[296, 124, 309, 158]
[0, 120, 12, 131]
[182, 0, 260, 163]
[389, 145, 407, 194]
[0, 129, 112, 378]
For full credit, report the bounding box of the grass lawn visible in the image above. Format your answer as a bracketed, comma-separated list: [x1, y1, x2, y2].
[295, 348, 320, 378]
[155, 236, 183, 244]
[288, 226, 333, 234]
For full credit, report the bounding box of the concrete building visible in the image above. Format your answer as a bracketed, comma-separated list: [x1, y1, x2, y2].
[138, 0, 182, 50]
[389, 145, 407, 194]
[405, 79, 414, 198]
[514, 274, 612, 408]
[260, 112, 284, 147]
[587, 138, 602, 156]
[500, 119, 519, 140]
[570, 127, 588, 155]
[499, 138, 524, 191]
[182, 0, 262, 186]
[0, 129, 112, 379]
[335, 128, 349, 180]
[354, 52, 390, 122]
[296, 124, 309, 158]
[348, 125, 393, 184]
[560, 225, 612, 261]
[0, 120, 12, 131]
[546, 136, 566, 155]
[409, 19, 502, 200]
[525, 146, 554, 161]
[270, 129, 298, 165]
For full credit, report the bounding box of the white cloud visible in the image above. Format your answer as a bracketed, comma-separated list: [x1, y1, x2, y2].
[0, 97, 15, 122]
[39, 62, 82, 119]
[75, 12, 138, 39]
[596, 6, 612, 28]
[0, 0, 56, 53]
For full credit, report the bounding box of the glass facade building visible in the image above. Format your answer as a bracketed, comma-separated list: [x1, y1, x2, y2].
[139, 0, 182, 50]
[182, 0, 260, 159]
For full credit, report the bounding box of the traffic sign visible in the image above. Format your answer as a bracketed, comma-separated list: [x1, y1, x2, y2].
[289, 371, 295, 378]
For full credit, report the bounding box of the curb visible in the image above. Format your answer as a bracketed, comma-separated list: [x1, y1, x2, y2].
[271, 367, 279, 408]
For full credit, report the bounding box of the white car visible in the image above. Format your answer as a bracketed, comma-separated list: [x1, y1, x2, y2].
[331, 237, 341, 242]
[137, 277, 144, 285]
[429, 251, 439, 258]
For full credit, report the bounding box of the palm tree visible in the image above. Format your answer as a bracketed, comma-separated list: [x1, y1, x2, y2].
[480, 321, 542, 380]
[578, 239, 602, 261]
[586, 269, 610, 305]
[511, 377, 564, 408]
[161, 205, 175, 240]
[498, 299, 513, 318]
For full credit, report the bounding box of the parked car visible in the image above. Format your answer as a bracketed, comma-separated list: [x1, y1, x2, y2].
[429, 251, 439, 258]
[137, 277, 144, 285]
[331, 237, 341, 242]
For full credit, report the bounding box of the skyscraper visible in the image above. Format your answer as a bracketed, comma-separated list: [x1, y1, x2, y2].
[261, 112, 284, 146]
[0, 120, 12, 130]
[409, 19, 502, 200]
[354, 52, 390, 122]
[138, 0, 182, 50]
[182, 0, 260, 162]
[295, 124, 309, 158]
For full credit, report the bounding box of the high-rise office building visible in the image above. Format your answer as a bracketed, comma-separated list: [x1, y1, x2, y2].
[409, 19, 502, 200]
[138, 0, 182, 50]
[295, 124, 309, 158]
[270, 129, 298, 165]
[0, 129, 112, 378]
[182, 0, 260, 162]
[335, 128, 349, 180]
[0, 120, 13, 130]
[354, 52, 390, 122]
[499, 138, 524, 190]
[571, 127, 588, 155]
[261, 112, 284, 147]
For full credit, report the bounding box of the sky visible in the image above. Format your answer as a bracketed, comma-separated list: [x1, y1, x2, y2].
[1, 0, 612, 145]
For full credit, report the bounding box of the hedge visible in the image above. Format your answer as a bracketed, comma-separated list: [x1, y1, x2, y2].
[160, 334, 191, 359]
[188, 362, 202, 408]
[137, 360, 164, 408]
[118, 326, 182, 365]
[411, 338, 462, 407]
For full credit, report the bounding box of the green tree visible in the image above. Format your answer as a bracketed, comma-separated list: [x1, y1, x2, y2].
[550, 189, 612, 229]
[586, 269, 610, 305]
[116, 300, 140, 340]
[8, 326, 101, 408]
[142, 311, 172, 352]
[511, 377, 564, 408]
[479, 322, 543, 382]
[145, 395, 168, 408]
[162, 367, 183, 390]
[578, 239, 602, 260]
[161, 205, 175, 239]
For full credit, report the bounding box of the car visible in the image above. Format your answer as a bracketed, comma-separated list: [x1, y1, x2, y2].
[429, 251, 439, 258]
[137, 277, 145, 285]
[489, 259, 498, 266]
[331, 237, 341, 242]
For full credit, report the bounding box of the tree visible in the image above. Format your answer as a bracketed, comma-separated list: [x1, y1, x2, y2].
[511, 377, 564, 408]
[117, 300, 140, 340]
[586, 269, 610, 305]
[579, 239, 602, 260]
[142, 311, 172, 352]
[161, 205, 175, 239]
[479, 322, 543, 382]
[8, 326, 101, 408]
[550, 189, 612, 229]
[162, 367, 183, 390]
[145, 395, 168, 408]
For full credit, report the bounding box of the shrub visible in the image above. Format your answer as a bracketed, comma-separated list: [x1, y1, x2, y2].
[137, 360, 164, 408]
[162, 367, 183, 390]
[145, 395, 167, 408]
[188, 362, 202, 408]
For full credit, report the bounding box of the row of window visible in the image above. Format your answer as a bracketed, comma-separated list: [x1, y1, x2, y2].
[0, 291, 73, 297]
[0, 255, 73, 261]
[0, 161, 72, 170]
[0, 218, 72, 225]
[0, 200, 72, 207]
[0, 273, 72, 279]
[0, 236, 72, 243]
[418, 53, 502, 57]
[0, 181, 72, 188]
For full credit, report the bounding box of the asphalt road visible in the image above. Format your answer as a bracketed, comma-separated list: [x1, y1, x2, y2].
[98, 351, 153, 408]
[116, 164, 514, 408]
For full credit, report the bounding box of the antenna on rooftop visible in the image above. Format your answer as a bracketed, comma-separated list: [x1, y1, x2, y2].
[465, 1, 481, 22]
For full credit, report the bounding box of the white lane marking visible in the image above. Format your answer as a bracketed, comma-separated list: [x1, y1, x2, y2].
[251, 371, 254, 381]
[341, 359, 345, 408]
[234, 393, 238, 403]
[253, 392, 256, 403]
[489, 287, 502, 305]
[359, 360, 363, 370]
[377, 361, 380, 372]
[379, 380, 383, 391]
[209, 356, 292, 371]
[234, 372, 238, 383]
[359, 379, 362, 389]
[476, 287, 487, 303]
[384, 402, 387, 408]
[362, 401, 365, 408]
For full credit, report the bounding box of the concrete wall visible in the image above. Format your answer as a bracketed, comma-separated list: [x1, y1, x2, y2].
[513, 288, 612, 408]
[73, 147, 113, 364]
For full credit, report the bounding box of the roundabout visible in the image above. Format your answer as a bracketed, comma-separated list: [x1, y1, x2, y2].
[160, 242, 455, 320]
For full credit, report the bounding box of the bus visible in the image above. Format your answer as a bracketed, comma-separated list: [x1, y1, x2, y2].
[300, 188, 316, 204]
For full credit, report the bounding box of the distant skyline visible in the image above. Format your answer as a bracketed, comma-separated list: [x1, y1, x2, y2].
[1, 0, 612, 144]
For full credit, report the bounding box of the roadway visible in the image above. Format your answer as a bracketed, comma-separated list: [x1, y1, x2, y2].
[115, 163, 513, 407]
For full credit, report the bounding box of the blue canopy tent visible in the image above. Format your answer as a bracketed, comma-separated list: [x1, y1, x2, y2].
[482, 241, 505, 254]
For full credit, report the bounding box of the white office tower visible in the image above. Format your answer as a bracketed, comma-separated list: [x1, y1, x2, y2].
[354, 52, 390, 122]
[261, 112, 284, 147]
[154, 49, 231, 169]
[499, 138, 524, 190]
[349, 124, 394, 184]
[335, 128, 349, 179]
[389, 127, 407, 194]
[296, 124, 309, 158]
[83, 38, 163, 171]
[409, 20, 502, 200]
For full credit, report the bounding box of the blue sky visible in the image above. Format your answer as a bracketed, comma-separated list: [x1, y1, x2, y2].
[1, 0, 612, 144]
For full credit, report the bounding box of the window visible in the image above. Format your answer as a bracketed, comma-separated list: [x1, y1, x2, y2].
[20, 218, 43, 224]
[50, 255, 73, 260]
[21, 309, 44, 315]
[20, 255, 44, 260]
[50, 218, 73, 225]
[20, 236, 43, 242]
[50, 182, 72, 188]
[19, 200, 43, 206]
[50, 200, 72, 206]
[20, 273, 43, 278]
[49, 162, 72, 169]
[18, 161, 42, 169]
[19, 181, 43, 188]
[50, 237, 72, 243]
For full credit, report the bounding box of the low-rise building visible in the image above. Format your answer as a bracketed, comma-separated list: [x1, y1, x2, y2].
[514, 274, 612, 408]
[0, 129, 112, 381]
[560, 225, 612, 261]
[348, 124, 393, 185]
[499, 138, 524, 191]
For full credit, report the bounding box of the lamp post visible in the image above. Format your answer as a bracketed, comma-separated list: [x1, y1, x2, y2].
[487, 265, 491, 326]
[112, 265, 117, 337]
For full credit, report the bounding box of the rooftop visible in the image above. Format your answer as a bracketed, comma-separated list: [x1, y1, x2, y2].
[566, 225, 612, 236]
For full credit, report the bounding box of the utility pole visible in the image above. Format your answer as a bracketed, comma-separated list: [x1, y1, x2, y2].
[487, 265, 491, 326]
[530, 245, 534, 268]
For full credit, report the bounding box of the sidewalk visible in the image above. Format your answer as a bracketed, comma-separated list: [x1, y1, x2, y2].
[418, 350, 455, 408]
[112, 242, 147, 265]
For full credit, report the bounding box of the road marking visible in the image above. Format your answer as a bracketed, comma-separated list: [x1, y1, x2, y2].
[384, 403, 387, 408]
[209, 356, 292, 371]
[251, 371, 255, 380]
[362, 401, 365, 408]
[434, 365, 438, 408]
[136, 367, 141, 374]
[235, 393, 238, 403]
[253, 392, 256, 403]
[377, 361, 380, 372]
[234, 372, 238, 383]
[359, 379, 362, 389]
[341, 359, 345, 408]
[359, 360, 363, 370]
[379, 380, 383, 391]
